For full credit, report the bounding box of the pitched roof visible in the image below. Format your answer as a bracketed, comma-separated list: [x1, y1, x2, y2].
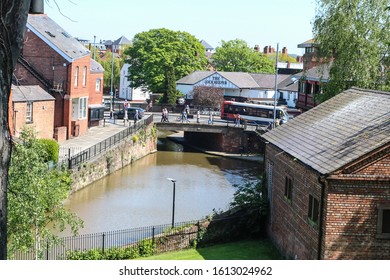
[176, 71, 214, 85]
[27, 14, 90, 62]
[113, 36, 131, 45]
[250, 73, 290, 89]
[177, 71, 294, 90]
[90, 59, 104, 74]
[277, 75, 299, 92]
[200, 40, 214, 51]
[12, 85, 55, 102]
[293, 63, 331, 82]
[297, 38, 317, 48]
[262, 87, 390, 175]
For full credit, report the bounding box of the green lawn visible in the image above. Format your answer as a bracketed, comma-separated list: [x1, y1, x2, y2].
[136, 239, 282, 260]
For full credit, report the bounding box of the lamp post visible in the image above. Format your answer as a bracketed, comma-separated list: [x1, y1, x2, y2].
[167, 178, 176, 228]
[273, 43, 279, 129]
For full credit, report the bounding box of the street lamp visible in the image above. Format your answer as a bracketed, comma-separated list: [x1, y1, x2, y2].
[167, 178, 176, 228]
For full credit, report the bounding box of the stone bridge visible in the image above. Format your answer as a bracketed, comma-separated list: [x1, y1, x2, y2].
[155, 121, 266, 154]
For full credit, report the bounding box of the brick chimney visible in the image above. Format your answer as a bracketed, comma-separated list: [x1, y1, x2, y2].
[254, 45, 260, 52]
[29, 0, 44, 14]
[282, 47, 288, 55]
[264, 45, 273, 54]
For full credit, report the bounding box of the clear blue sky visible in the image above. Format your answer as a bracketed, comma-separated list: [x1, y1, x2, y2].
[45, 0, 316, 55]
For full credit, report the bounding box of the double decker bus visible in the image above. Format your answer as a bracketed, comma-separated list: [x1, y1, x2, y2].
[220, 100, 289, 125]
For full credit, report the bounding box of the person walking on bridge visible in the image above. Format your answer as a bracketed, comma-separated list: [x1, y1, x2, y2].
[234, 113, 241, 127]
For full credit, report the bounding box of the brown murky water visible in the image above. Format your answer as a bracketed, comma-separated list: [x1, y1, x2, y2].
[63, 135, 262, 235]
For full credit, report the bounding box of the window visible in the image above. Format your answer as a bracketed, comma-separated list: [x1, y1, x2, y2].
[82, 66, 87, 86]
[306, 47, 315, 53]
[284, 176, 293, 202]
[308, 194, 319, 225]
[96, 78, 101, 92]
[72, 97, 88, 120]
[377, 204, 390, 239]
[79, 97, 88, 119]
[74, 66, 79, 87]
[26, 102, 33, 123]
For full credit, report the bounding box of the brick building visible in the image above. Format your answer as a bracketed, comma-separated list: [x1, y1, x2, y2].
[10, 85, 55, 139]
[14, 6, 104, 141]
[261, 87, 390, 259]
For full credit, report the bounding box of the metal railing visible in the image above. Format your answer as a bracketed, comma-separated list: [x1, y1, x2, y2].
[12, 220, 201, 260]
[63, 114, 153, 169]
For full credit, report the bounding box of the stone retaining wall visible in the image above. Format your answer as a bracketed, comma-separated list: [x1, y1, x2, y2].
[70, 122, 157, 193]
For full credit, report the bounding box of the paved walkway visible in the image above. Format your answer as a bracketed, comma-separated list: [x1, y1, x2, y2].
[59, 119, 133, 158]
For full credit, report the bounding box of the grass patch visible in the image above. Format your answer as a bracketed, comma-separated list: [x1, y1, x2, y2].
[136, 239, 281, 260]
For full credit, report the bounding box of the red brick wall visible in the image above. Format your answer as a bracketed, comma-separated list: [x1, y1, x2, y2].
[89, 71, 104, 106]
[12, 100, 55, 139]
[15, 26, 98, 140]
[324, 179, 390, 259]
[265, 144, 322, 260]
[266, 143, 390, 260]
[66, 56, 91, 138]
[357, 154, 390, 176]
[17, 29, 69, 93]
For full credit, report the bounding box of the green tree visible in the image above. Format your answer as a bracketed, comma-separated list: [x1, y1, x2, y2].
[166, 64, 182, 105]
[313, 0, 390, 101]
[7, 128, 83, 259]
[211, 39, 275, 73]
[96, 50, 122, 94]
[191, 86, 224, 109]
[229, 176, 268, 237]
[125, 28, 208, 97]
[0, 0, 32, 260]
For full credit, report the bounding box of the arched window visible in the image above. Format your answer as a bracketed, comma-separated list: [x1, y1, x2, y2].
[74, 66, 79, 87]
[82, 66, 87, 86]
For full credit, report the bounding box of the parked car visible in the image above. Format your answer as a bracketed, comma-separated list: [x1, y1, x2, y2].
[112, 107, 144, 120]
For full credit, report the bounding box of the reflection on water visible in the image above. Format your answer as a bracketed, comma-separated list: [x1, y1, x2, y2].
[63, 135, 261, 235]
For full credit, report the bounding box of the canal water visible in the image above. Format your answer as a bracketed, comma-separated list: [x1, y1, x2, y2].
[63, 132, 262, 236]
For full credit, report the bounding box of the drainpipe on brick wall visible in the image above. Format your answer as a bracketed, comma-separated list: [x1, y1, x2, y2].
[318, 175, 328, 260]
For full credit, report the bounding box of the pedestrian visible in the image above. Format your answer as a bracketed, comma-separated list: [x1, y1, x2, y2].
[185, 104, 190, 115]
[182, 110, 189, 123]
[208, 112, 213, 125]
[161, 108, 166, 122]
[235, 113, 241, 127]
[164, 108, 169, 122]
[134, 109, 139, 124]
[196, 110, 200, 123]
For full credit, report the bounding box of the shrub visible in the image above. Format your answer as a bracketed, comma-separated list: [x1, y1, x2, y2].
[38, 138, 59, 163]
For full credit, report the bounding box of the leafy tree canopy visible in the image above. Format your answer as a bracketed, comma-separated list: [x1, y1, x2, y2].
[191, 86, 224, 109]
[95, 50, 122, 94]
[211, 39, 275, 73]
[125, 28, 208, 96]
[7, 128, 83, 259]
[313, 0, 390, 101]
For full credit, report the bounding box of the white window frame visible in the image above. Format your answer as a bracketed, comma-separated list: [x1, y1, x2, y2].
[72, 97, 88, 120]
[82, 66, 87, 87]
[79, 97, 88, 119]
[74, 66, 79, 87]
[26, 102, 33, 123]
[95, 78, 101, 92]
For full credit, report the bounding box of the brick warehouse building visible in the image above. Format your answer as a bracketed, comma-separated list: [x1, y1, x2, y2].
[14, 4, 105, 141]
[261, 87, 390, 259]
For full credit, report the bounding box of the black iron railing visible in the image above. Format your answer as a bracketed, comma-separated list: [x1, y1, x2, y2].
[65, 114, 153, 169]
